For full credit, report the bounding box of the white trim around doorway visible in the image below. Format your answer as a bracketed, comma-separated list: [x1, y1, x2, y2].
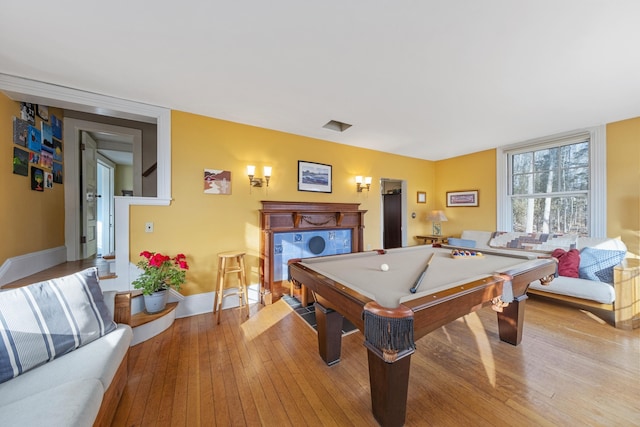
[0, 73, 172, 292]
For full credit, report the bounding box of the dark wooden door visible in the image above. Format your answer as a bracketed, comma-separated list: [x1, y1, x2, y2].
[383, 193, 402, 248]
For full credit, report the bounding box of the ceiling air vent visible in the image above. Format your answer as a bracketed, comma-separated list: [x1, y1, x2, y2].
[323, 120, 352, 132]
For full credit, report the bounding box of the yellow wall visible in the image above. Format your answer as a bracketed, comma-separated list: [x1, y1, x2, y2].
[0, 93, 65, 264]
[434, 125, 640, 257]
[606, 118, 640, 257]
[129, 112, 640, 296]
[114, 164, 133, 196]
[130, 111, 436, 295]
[3, 86, 637, 289]
[434, 149, 497, 237]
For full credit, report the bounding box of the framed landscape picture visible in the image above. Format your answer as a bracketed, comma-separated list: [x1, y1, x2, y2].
[298, 161, 332, 193]
[203, 168, 232, 194]
[446, 190, 479, 207]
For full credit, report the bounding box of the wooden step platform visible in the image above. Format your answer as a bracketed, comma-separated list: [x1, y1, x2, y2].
[131, 302, 179, 328]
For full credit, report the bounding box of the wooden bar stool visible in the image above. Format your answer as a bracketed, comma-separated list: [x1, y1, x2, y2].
[213, 251, 249, 324]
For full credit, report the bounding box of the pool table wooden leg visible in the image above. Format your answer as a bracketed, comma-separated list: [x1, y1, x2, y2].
[367, 349, 411, 427]
[497, 294, 527, 345]
[314, 303, 343, 365]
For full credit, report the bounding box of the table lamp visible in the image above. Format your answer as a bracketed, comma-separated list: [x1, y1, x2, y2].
[427, 210, 448, 236]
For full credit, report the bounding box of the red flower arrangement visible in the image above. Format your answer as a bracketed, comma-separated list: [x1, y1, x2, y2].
[132, 251, 189, 295]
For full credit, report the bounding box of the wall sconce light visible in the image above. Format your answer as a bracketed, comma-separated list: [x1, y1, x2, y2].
[356, 175, 372, 192]
[247, 165, 272, 193]
[427, 210, 448, 236]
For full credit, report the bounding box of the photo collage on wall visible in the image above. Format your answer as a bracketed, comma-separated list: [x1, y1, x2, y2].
[12, 102, 63, 190]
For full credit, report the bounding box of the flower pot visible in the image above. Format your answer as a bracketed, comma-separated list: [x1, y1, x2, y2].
[143, 290, 169, 314]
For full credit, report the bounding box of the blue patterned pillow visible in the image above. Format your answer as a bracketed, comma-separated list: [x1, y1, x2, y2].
[0, 268, 116, 384]
[578, 248, 626, 284]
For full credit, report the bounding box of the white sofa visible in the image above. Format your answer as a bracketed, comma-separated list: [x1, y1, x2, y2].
[450, 231, 639, 330]
[0, 268, 133, 426]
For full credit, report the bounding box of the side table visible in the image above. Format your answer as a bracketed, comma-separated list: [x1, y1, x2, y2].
[415, 235, 448, 245]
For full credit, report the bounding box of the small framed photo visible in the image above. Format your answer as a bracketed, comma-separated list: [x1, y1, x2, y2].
[20, 102, 35, 124]
[44, 172, 54, 189]
[37, 105, 49, 121]
[298, 161, 332, 193]
[12, 147, 29, 176]
[417, 191, 426, 203]
[447, 190, 479, 207]
[52, 162, 63, 184]
[31, 166, 45, 191]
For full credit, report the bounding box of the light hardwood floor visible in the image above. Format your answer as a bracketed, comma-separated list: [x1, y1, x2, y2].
[3, 257, 112, 288]
[113, 297, 640, 426]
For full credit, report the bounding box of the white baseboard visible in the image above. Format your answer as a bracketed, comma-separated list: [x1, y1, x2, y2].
[174, 284, 260, 318]
[0, 246, 67, 287]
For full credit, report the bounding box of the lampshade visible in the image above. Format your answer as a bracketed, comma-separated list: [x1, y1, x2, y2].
[427, 210, 448, 222]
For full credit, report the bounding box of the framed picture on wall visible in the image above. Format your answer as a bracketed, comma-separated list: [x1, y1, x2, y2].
[13, 147, 29, 176]
[36, 105, 49, 121]
[298, 161, 332, 193]
[446, 190, 479, 207]
[417, 191, 426, 203]
[52, 162, 63, 184]
[203, 168, 232, 194]
[31, 166, 44, 191]
[44, 172, 53, 189]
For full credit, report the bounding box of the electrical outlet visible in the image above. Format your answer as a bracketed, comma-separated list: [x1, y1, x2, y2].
[145, 222, 154, 233]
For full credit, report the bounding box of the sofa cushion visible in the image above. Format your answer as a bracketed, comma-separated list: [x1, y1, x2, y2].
[0, 324, 131, 406]
[529, 276, 616, 304]
[576, 236, 627, 252]
[460, 231, 493, 249]
[552, 248, 580, 278]
[489, 231, 578, 253]
[0, 379, 103, 427]
[0, 268, 117, 384]
[578, 248, 626, 284]
[447, 237, 476, 248]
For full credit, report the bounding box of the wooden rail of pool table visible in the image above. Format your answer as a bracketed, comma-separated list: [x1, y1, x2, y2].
[288, 257, 557, 427]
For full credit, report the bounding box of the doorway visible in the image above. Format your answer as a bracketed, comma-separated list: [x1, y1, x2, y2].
[97, 157, 115, 257]
[380, 179, 408, 248]
[65, 118, 142, 262]
[0, 72, 171, 291]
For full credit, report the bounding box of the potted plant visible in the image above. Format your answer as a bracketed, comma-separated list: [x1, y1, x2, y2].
[132, 251, 189, 313]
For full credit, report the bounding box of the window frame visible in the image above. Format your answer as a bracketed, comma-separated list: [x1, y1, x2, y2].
[497, 126, 606, 237]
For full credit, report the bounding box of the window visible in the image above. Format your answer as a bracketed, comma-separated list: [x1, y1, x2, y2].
[497, 127, 606, 237]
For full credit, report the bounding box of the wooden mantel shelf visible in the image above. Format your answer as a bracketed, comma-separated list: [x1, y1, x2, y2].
[259, 201, 367, 305]
[292, 211, 346, 228]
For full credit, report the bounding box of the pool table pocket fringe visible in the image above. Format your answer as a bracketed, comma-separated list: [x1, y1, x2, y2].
[363, 305, 416, 363]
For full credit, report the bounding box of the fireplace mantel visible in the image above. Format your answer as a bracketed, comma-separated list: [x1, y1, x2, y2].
[259, 201, 367, 304]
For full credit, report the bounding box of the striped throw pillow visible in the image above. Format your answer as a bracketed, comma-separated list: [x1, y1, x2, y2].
[0, 268, 116, 384]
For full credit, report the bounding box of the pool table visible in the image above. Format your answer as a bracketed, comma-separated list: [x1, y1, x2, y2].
[288, 245, 556, 427]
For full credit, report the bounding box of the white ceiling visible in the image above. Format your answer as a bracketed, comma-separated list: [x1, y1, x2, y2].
[2, 1, 640, 160]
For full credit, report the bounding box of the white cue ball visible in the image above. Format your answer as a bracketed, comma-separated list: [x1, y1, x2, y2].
[380, 263, 389, 271]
